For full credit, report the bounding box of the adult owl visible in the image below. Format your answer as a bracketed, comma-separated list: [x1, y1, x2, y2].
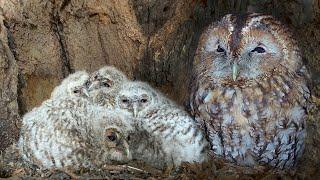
[116, 81, 209, 167]
[190, 13, 310, 169]
[88, 66, 128, 108]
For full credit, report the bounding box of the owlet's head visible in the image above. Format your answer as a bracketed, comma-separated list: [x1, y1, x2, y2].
[116, 81, 159, 117]
[92, 109, 134, 163]
[51, 71, 90, 99]
[88, 66, 128, 93]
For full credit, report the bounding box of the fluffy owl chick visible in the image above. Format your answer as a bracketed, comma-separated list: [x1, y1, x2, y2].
[19, 71, 89, 138]
[19, 101, 133, 169]
[88, 66, 128, 108]
[51, 70, 90, 99]
[81, 108, 134, 165]
[21, 71, 91, 138]
[116, 81, 209, 167]
[190, 13, 310, 169]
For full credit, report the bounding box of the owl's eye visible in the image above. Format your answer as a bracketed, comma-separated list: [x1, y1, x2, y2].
[122, 99, 129, 103]
[140, 98, 148, 103]
[106, 132, 117, 142]
[251, 46, 265, 53]
[216, 45, 225, 53]
[101, 81, 111, 87]
[85, 81, 91, 87]
[73, 89, 80, 94]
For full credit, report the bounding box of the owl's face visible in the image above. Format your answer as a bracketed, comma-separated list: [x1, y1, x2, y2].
[116, 82, 157, 117]
[194, 13, 300, 84]
[88, 66, 127, 93]
[91, 109, 134, 163]
[51, 71, 90, 99]
[103, 127, 132, 162]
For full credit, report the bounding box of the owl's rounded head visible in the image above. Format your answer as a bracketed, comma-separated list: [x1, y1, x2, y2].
[194, 13, 301, 86]
[51, 71, 90, 99]
[116, 81, 159, 117]
[88, 66, 128, 93]
[92, 109, 134, 163]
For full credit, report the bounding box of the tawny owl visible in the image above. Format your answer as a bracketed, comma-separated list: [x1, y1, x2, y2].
[116, 81, 209, 167]
[88, 66, 128, 108]
[190, 13, 311, 169]
[19, 100, 133, 169]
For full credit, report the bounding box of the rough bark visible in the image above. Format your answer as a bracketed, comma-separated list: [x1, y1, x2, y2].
[0, 0, 20, 152]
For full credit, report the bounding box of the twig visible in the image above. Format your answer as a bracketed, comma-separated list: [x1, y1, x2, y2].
[103, 164, 149, 174]
[124, 165, 149, 174]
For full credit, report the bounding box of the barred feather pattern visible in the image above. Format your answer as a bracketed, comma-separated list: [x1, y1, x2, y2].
[116, 81, 209, 167]
[139, 103, 210, 167]
[19, 95, 133, 169]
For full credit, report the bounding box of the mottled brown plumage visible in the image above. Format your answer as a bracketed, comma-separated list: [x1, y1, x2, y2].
[190, 13, 310, 169]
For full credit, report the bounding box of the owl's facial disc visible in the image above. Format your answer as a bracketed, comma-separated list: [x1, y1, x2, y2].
[118, 87, 153, 117]
[199, 20, 283, 82]
[131, 93, 150, 117]
[105, 128, 131, 162]
[88, 76, 114, 92]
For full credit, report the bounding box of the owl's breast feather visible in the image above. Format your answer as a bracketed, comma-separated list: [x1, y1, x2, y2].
[191, 74, 308, 168]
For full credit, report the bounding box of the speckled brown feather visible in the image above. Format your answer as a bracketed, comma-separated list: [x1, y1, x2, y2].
[190, 13, 310, 169]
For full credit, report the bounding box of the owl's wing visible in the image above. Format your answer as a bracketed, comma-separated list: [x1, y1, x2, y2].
[295, 65, 312, 111]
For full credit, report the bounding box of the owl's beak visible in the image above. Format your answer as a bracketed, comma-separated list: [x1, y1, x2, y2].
[232, 62, 239, 81]
[133, 103, 138, 118]
[82, 88, 90, 97]
[88, 82, 95, 91]
[123, 140, 132, 160]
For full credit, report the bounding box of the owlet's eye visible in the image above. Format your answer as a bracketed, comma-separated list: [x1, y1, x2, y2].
[251, 46, 265, 53]
[122, 99, 129, 103]
[73, 89, 80, 94]
[140, 98, 148, 103]
[102, 81, 111, 87]
[106, 131, 117, 142]
[217, 45, 225, 53]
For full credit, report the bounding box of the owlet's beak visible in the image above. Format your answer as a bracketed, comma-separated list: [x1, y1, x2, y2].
[132, 103, 138, 118]
[88, 82, 95, 91]
[82, 88, 90, 97]
[232, 62, 239, 81]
